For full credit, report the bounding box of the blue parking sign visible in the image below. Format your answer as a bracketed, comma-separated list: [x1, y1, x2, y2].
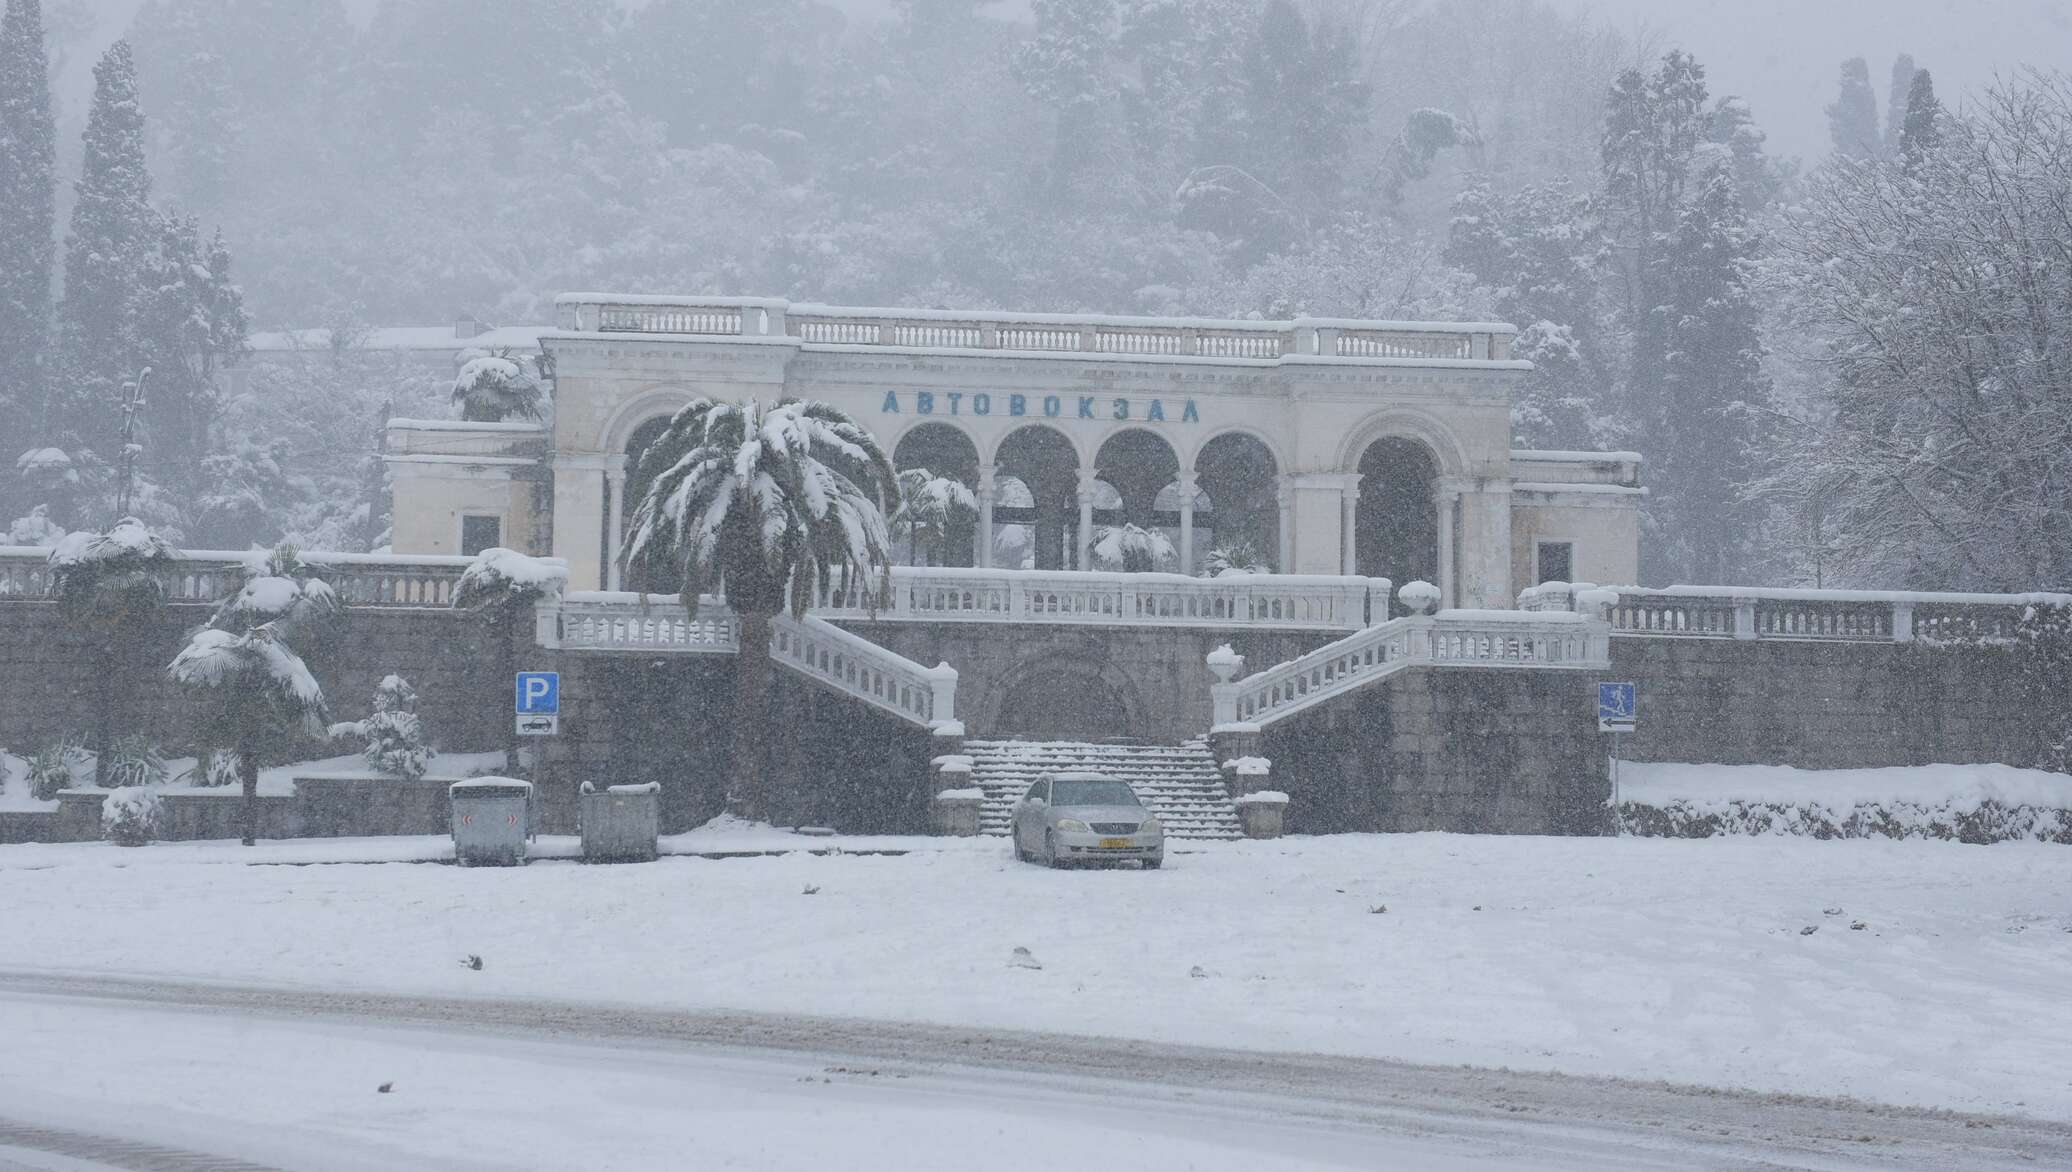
[516, 671, 559, 715]
[1597, 681, 1636, 732]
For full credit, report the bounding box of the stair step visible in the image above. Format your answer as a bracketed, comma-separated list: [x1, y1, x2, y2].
[960, 736, 1241, 841]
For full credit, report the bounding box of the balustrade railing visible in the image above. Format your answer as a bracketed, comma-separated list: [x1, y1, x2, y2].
[539, 592, 740, 653]
[1591, 585, 2068, 644]
[538, 592, 952, 727]
[772, 614, 955, 727]
[1212, 612, 1609, 729]
[813, 568, 1388, 631]
[554, 295, 1515, 365]
[0, 546, 472, 608]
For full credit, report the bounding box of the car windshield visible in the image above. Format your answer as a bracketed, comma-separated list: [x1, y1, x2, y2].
[1049, 779, 1139, 807]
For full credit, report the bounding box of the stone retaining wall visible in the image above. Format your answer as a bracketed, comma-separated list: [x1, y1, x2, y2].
[1608, 638, 2042, 769]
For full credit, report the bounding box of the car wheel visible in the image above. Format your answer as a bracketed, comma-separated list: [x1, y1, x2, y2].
[1143, 855, 1163, 870]
[1045, 831, 1068, 869]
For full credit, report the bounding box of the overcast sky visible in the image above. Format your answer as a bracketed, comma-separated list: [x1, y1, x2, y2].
[1540, 0, 2071, 160]
[62, 0, 2072, 166]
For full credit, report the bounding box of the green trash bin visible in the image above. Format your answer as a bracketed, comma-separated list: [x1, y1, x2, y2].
[580, 781, 659, 863]
[450, 777, 532, 866]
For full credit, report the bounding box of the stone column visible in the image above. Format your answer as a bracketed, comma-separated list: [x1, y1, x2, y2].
[1339, 472, 1363, 576]
[550, 452, 615, 591]
[1435, 477, 1464, 609]
[1076, 467, 1098, 570]
[1176, 470, 1198, 574]
[603, 462, 628, 591]
[1276, 475, 1294, 572]
[1285, 472, 1361, 575]
[976, 463, 997, 569]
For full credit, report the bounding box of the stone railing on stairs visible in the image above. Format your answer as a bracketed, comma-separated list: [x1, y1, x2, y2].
[537, 591, 955, 728]
[1210, 609, 1611, 730]
[0, 545, 474, 608]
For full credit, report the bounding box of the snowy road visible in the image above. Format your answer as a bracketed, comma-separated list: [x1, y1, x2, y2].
[2, 973, 2069, 1171]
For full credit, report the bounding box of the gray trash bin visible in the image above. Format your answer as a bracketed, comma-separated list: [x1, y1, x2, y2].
[450, 777, 532, 866]
[580, 781, 659, 863]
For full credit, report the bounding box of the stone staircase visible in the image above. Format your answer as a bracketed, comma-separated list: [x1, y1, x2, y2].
[962, 738, 1242, 840]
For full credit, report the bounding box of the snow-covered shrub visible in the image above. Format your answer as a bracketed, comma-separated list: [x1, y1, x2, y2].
[1091, 523, 1176, 573]
[101, 786, 164, 846]
[1398, 580, 1442, 614]
[7, 504, 66, 547]
[1617, 799, 2072, 845]
[99, 734, 168, 790]
[26, 737, 89, 800]
[1204, 540, 1272, 577]
[330, 675, 432, 781]
[175, 750, 241, 788]
[452, 348, 547, 422]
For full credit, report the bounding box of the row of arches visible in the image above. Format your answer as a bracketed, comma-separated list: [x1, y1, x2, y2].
[617, 418, 1441, 586]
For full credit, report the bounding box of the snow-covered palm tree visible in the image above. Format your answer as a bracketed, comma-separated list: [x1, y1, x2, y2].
[892, 467, 978, 566]
[48, 517, 180, 760]
[621, 398, 898, 819]
[453, 547, 569, 771]
[167, 622, 329, 846]
[451, 348, 547, 423]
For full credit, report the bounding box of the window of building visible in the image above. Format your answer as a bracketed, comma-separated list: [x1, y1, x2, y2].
[461, 514, 503, 556]
[1536, 541, 1574, 584]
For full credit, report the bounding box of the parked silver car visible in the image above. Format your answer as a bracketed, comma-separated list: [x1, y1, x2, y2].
[1011, 772, 1164, 869]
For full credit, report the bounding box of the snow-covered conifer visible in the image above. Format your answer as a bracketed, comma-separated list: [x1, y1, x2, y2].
[331, 674, 431, 782]
[0, 0, 57, 429]
[1826, 57, 1881, 158]
[54, 40, 155, 456]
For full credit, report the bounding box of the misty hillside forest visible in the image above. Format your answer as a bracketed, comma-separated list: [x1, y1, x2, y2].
[1, 0, 2068, 592]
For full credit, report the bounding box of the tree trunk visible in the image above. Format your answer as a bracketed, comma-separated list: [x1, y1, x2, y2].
[239, 737, 259, 847]
[729, 610, 774, 822]
[498, 610, 519, 774]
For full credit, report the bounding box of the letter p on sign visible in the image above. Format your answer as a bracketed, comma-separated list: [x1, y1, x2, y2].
[516, 671, 559, 715]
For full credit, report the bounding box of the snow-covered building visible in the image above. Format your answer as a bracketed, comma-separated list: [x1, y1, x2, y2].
[384, 295, 1641, 607]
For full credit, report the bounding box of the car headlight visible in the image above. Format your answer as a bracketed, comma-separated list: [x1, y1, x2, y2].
[1054, 818, 1091, 833]
[1139, 817, 1163, 837]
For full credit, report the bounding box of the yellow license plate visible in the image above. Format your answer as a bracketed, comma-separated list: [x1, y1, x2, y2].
[1099, 837, 1131, 849]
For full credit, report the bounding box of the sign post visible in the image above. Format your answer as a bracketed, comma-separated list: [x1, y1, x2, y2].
[515, 672, 560, 842]
[1596, 682, 1637, 814]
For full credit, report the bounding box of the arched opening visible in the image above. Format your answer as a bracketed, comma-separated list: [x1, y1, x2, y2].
[620, 415, 679, 594]
[1192, 432, 1279, 574]
[992, 658, 1136, 740]
[1092, 429, 1181, 572]
[1355, 437, 1439, 599]
[993, 425, 1079, 570]
[890, 423, 981, 567]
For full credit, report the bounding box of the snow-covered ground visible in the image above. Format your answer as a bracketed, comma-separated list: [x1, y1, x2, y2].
[4, 830, 2069, 1122]
[1, 990, 1594, 1172]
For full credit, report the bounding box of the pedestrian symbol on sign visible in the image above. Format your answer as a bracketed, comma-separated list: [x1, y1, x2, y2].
[1597, 682, 1636, 733]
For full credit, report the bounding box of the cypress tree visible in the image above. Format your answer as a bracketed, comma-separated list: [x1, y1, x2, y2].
[1825, 57, 1880, 158]
[1899, 69, 1941, 168]
[1883, 54, 1917, 158]
[55, 39, 156, 458]
[1654, 160, 1772, 584]
[0, 0, 56, 428]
